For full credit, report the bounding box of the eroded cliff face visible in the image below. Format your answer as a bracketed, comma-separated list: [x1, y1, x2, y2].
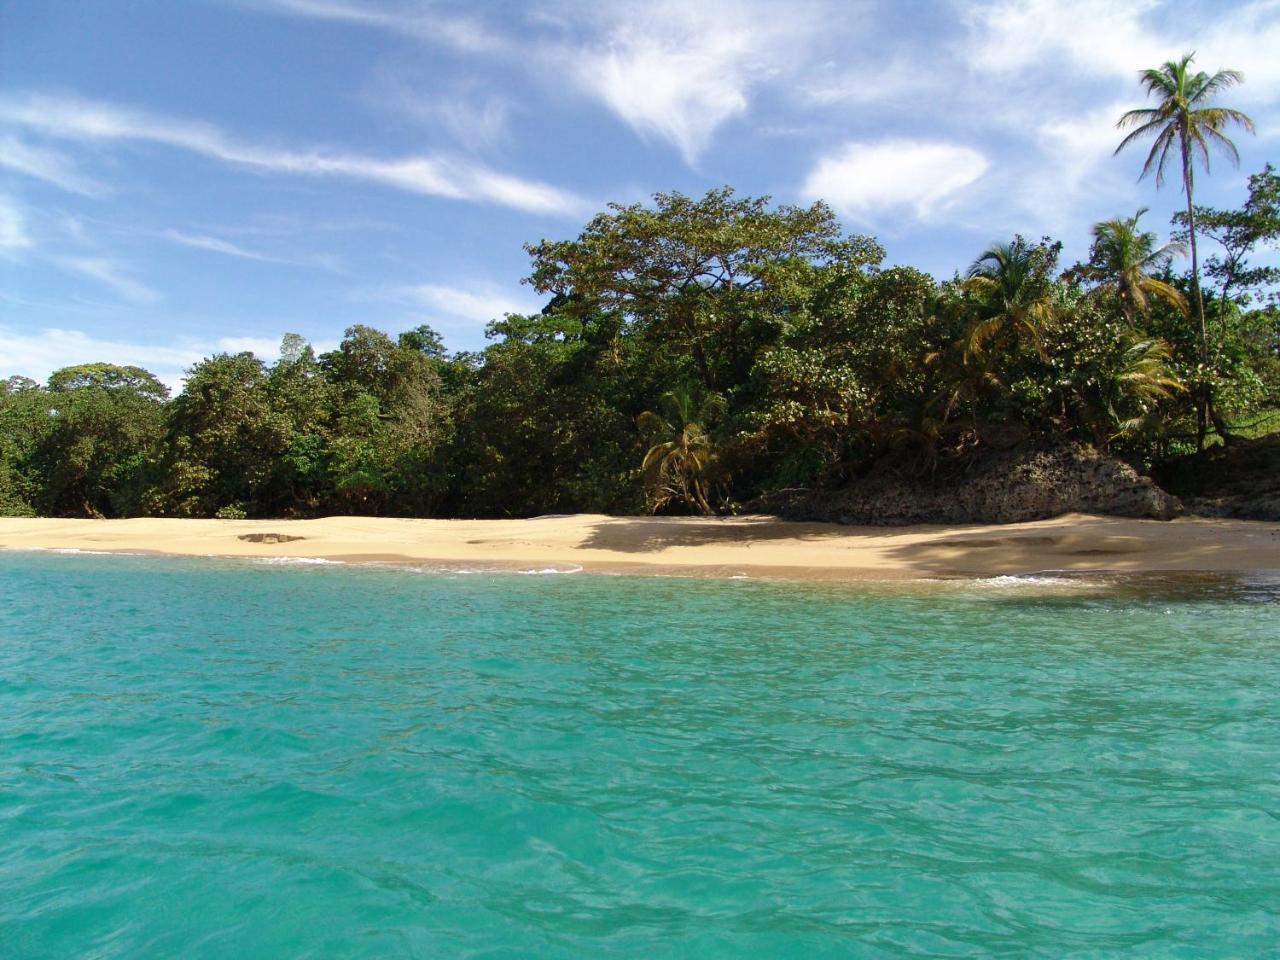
[759, 444, 1182, 526]
[1154, 434, 1280, 521]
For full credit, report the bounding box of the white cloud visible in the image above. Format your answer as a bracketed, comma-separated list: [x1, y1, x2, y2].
[801, 59, 935, 107]
[405, 283, 537, 320]
[253, 0, 831, 165]
[0, 327, 198, 390]
[566, 15, 752, 163]
[163, 227, 342, 271]
[0, 135, 104, 195]
[0, 326, 337, 391]
[555, 0, 825, 164]
[215, 335, 287, 357]
[164, 229, 279, 262]
[964, 0, 1167, 78]
[1195, 1, 1280, 107]
[0, 195, 31, 251]
[248, 0, 510, 53]
[1024, 100, 1138, 222]
[364, 68, 513, 151]
[964, 0, 1280, 108]
[0, 92, 586, 216]
[56, 257, 161, 304]
[803, 140, 990, 222]
[369, 282, 542, 339]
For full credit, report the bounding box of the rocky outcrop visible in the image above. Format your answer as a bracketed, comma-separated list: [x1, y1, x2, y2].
[1153, 434, 1280, 521]
[758, 443, 1182, 526]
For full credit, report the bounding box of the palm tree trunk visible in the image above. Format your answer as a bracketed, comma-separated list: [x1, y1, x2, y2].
[1181, 125, 1210, 452]
[692, 477, 714, 516]
[1209, 401, 1235, 446]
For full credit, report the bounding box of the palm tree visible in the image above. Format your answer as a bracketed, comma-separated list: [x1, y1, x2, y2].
[1108, 334, 1185, 440]
[962, 240, 1058, 363]
[1089, 208, 1187, 321]
[1115, 52, 1254, 447]
[637, 387, 725, 515]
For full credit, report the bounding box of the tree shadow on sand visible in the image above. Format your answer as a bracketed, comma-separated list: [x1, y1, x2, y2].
[577, 514, 906, 554]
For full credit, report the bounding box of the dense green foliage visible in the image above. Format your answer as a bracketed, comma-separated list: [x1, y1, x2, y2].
[4, 173, 1275, 519]
[4, 56, 1277, 519]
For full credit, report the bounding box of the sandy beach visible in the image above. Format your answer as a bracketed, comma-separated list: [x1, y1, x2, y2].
[3, 513, 1279, 579]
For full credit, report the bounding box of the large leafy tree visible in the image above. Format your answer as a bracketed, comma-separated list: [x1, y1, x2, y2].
[1115, 52, 1255, 447]
[1172, 163, 1280, 305]
[30, 364, 169, 517]
[1, 376, 51, 515]
[446, 302, 646, 518]
[159, 353, 289, 516]
[524, 187, 883, 393]
[320, 325, 453, 514]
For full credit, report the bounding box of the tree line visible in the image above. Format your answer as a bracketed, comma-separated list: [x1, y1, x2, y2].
[2, 55, 1277, 520]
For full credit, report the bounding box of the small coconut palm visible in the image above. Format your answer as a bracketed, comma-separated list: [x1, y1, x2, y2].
[1089, 209, 1187, 321]
[637, 387, 725, 515]
[1109, 334, 1186, 441]
[962, 241, 1058, 362]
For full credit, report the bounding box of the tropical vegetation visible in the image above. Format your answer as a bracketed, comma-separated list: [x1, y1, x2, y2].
[3, 56, 1277, 519]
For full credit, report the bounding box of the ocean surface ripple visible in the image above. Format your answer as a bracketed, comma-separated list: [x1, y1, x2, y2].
[2, 553, 1278, 958]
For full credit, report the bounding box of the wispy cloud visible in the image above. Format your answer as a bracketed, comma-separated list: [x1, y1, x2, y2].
[803, 140, 990, 223]
[964, 0, 1167, 78]
[239, 0, 511, 53]
[0, 134, 104, 195]
[164, 229, 280, 262]
[964, 0, 1280, 108]
[0, 195, 32, 251]
[0, 92, 586, 216]
[249, 0, 836, 166]
[363, 67, 513, 152]
[56, 256, 161, 304]
[163, 227, 344, 271]
[548, 0, 832, 165]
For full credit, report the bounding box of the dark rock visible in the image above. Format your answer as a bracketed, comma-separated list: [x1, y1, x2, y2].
[757, 443, 1181, 526]
[1153, 434, 1280, 521]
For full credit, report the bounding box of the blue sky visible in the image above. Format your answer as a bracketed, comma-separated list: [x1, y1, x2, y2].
[2, 0, 1278, 387]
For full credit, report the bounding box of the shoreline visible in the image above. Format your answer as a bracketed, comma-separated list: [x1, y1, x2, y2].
[3, 513, 1280, 581]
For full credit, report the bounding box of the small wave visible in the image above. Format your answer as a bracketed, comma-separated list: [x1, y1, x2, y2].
[253, 556, 345, 566]
[404, 566, 491, 575]
[517, 565, 583, 575]
[15, 546, 126, 556]
[972, 574, 1092, 588]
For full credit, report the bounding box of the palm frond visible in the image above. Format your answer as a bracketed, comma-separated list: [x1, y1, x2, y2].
[1194, 68, 1245, 100]
[1139, 277, 1188, 315]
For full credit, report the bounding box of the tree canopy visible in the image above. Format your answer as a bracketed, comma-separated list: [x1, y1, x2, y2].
[3, 174, 1277, 520]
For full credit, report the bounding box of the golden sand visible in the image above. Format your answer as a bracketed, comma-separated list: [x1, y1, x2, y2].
[3, 513, 1279, 579]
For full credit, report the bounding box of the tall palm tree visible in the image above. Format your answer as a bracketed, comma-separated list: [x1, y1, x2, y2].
[1089, 208, 1187, 321]
[1115, 52, 1254, 447]
[962, 240, 1058, 363]
[637, 387, 725, 515]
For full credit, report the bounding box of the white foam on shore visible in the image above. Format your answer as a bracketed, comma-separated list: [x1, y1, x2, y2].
[972, 574, 1095, 589]
[253, 556, 346, 566]
[8, 546, 129, 556]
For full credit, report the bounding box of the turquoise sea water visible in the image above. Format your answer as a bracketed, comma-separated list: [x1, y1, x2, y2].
[1, 552, 1278, 958]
